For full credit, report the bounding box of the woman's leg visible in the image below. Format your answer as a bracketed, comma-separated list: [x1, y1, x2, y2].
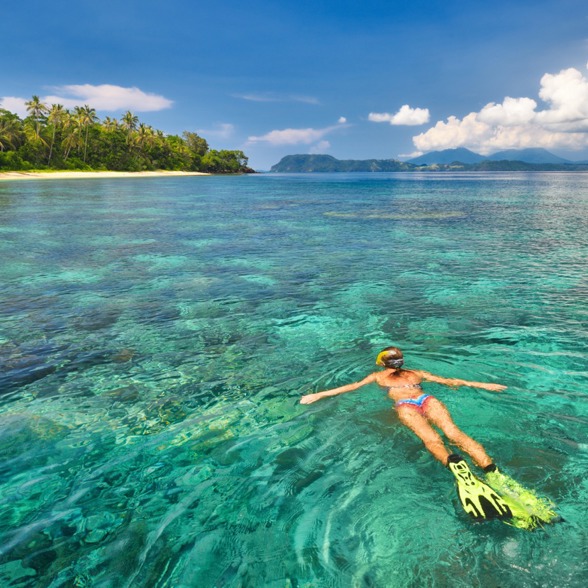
[397, 406, 451, 464]
[423, 398, 493, 469]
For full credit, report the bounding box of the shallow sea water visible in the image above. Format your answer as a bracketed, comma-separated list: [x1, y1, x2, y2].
[0, 172, 587, 587]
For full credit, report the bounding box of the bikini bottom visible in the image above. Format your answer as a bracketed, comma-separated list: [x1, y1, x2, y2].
[395, 393, 433, 414]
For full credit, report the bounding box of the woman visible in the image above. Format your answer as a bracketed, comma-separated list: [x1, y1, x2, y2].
[300, 346, 557, 526]
[301, 346, 505, 471]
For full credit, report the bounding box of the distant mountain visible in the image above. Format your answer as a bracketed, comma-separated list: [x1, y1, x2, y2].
[407, 148, 486, 165]
[270, 154, 337, 172]
[270, 154, 412, 173]
[487, 148, 571, 164]
[408, 147, 572, 165]
[269, 154, 588, 173]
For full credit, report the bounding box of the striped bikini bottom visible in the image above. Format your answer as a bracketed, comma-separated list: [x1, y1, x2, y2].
[395, 393, 433, 413]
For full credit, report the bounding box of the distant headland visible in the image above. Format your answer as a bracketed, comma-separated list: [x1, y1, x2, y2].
[271, 149, 588, 173]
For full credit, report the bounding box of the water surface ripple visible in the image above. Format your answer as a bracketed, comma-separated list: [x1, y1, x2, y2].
[0, 173, 587, 587]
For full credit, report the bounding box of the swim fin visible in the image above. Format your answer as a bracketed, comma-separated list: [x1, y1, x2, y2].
[485, 469, 559, 529]
[447, 455, 512, 521]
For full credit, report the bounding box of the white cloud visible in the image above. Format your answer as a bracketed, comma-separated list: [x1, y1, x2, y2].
[536, 67, 588, 130]
[2, 85, 173, 115]
[234, 92, 320, 105]
[310, 140, 331, 153]
[0, 97, 28, 117]
[248, 122, 343, 146]
[338, 116, 347, 124]
[196, 123, 235, 139]
[369, 104, 430, 126]
[43, 84, 173, 111]
[398, 150, 424, 159]
[248, 127, 328, 145]
[368, 112, 392, 123]
[478, 97, 537, 126]
[413, 65, 588, 154]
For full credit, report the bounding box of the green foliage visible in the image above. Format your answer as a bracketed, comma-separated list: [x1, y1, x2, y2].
[183, 132, 209, 156]
[0, 99, 252, 174]
[0, 151, 31, 170]
[201, 150, 249, 173]
[0, 109, 25, 152]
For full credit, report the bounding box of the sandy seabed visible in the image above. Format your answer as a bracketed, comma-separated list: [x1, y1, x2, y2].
[0, 170, 210, 181]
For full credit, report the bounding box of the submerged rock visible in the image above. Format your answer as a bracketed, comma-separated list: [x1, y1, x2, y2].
[111, 348, 136, 363]
[0, 413, 69, 461]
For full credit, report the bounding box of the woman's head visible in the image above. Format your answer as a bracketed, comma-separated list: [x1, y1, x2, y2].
[376, 346, 404, 369]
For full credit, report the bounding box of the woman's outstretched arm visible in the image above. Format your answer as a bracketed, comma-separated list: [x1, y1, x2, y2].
[415, 370, 506, 392]
[300, 373, 378, 404]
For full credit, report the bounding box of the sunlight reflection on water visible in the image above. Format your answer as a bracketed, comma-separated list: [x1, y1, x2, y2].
[0, 173, 587, 587]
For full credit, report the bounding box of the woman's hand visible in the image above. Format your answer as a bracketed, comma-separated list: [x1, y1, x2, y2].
[300, 374, 376, 405]
[481, 383, 507, 392]
[300, 393, 323, 404]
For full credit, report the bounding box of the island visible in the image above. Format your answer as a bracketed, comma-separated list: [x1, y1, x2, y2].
[0, 97, 254, 175]
[271, 151, 588, 173]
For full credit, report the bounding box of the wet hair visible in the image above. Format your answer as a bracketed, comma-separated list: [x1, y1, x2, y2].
[375, 346, 404, 369]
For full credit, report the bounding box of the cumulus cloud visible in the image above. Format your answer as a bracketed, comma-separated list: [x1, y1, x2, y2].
[369, 105, 430, 126]
[536, 67, 588, 129]
[2, 85, 173, 115]
[44, 84, 173, 111]
[248, 122, 344, 146]
[42, 84, 173, 112]
[338, 116, 347, 124]
[478, 97, 537, 126]
[413, 65, 588, 154]
[0, 97, 28, 117]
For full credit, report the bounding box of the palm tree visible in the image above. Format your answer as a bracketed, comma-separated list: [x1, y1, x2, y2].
[103, 117, 119, 132]
[62, 110, 80, 161]
[0, 110, 23, 151]
[121, 111, 139, 146]
[25, 95, 49, 143]
[135, 123, 155, 150]
[133, 123, 158, 168]
[46, 104, 66, 164]
[74, 105, 98, 163]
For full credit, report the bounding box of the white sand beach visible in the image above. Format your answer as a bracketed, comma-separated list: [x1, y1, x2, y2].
[0, 170, 210, 181]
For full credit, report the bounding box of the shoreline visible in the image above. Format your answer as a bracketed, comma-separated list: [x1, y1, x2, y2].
[0, 170, 211, 181]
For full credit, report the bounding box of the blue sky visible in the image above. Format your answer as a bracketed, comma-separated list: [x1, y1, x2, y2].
[2, 0, 588, 169]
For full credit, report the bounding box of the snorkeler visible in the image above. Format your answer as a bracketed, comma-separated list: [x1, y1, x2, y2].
[300, 346, 558, 529]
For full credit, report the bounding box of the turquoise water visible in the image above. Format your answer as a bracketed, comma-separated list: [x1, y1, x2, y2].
[0, 173, 587, 587]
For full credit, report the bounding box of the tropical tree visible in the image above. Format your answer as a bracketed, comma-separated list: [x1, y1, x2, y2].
[135, 123, 155, 151]
[25, 95, 48, 138]
[103, 117, 119, 132]
[0, 109, 23, 152]
[183, 131, 209, 156]
[121, 111, 139, 146]
[22, 96, 49, 165]
[62, 110, 80, 161]
[46, 104, 66, 164]
[201, 149, 249, 173]
[74, 105, 98, 163]
[0, 98, 252, 173]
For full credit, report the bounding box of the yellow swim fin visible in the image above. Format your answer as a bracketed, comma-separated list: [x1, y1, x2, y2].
[447, 455, 512, 521]
[485, 469, 560, 529]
